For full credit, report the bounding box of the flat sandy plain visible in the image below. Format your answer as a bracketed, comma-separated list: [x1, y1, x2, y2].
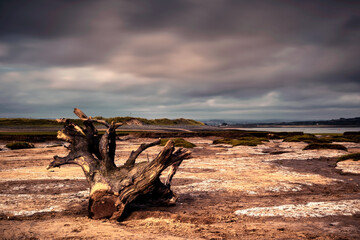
[0, 136, 360, 239]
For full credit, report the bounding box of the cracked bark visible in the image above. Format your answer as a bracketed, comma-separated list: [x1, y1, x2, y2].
[48, 108, 191, 220]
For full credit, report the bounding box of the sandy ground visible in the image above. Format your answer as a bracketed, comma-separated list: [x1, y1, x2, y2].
[0, 138, 360, 239]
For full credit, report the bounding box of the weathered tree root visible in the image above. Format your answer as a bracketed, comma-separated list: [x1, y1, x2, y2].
[48, 108, 191, 220]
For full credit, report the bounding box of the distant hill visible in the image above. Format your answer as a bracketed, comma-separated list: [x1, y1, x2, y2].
[94, 116, 204, 126]
[272, 117, 360, 126]
[202, 119, 282, 126]
[202, 117, 360, 127]
[0, 117, 205, 127]
[229, 117, 360, 127]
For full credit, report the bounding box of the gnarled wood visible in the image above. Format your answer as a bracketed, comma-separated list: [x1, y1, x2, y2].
[48, 108, 190, 220]
[124, 139, 161, 167]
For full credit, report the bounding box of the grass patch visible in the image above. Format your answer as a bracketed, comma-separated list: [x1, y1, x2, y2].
[0, 117, 204, 127]
[271, 132, 305, 139]
[0, 131, 58, 136]
[320, 136, 355, 143]
[344, 131, 360, 136]
[213, 137, 268, 146]
[343, 132, 360, 143]
[5, 141, 35, 150]
[315, 132, 360, 143]
[160, 138, 196, 148]
[303, 143, 347, 151]
[337, 152, 360, 163]
[283, 133, 358, 144]
[283, 134, 322, 143]
[0, 118, 61, 127]
[95, 116, 204, 126]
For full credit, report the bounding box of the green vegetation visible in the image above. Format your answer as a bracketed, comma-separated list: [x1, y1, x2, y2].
[0, 118, 62, 127]
[268, 131, 304, 139]
[5, 141, 35, 150]
[343, 131, 360, 143]
[0, 131, 57, 136]
[0, 117, 204, 127]
[320, 136, 355, 143]
[315, 132, 360, 143]
[303, 143, 347, 151]
[213, 137, 269, 146]
[337, 152, 360, 163]
[283, 134, 329, 143]
[0, 118, 84, 127]
[284, 132, 360, 144]
[95, 116, 204, 126]
[160, 138, 196, 148]
[0, 126, 358, 148]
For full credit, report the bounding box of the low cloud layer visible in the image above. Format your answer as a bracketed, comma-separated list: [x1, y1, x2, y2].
[0, 0, 359, 120]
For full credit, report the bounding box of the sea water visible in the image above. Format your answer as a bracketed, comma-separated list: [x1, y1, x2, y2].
[236, 127, 360, 134]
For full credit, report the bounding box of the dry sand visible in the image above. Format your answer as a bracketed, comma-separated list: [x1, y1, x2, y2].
[0, 138, 359, 239]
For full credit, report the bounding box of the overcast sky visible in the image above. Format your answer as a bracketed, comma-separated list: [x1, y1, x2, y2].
[0, 0, 359, 120]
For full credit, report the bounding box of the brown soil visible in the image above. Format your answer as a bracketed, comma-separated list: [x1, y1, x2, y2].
[0, 137, 360, 239]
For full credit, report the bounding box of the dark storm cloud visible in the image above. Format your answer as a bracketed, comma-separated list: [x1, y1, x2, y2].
[0, 0, 359, 119]
[120, 0, 360, 44]
[0, 0, 96, 39]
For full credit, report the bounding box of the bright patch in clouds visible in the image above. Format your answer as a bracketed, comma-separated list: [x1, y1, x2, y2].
[0, 0, 359, 120]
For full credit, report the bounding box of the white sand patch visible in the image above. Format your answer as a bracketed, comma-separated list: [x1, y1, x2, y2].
[0, 166, 86, 181]
[213, 140, 347, 161]
[261, 150, 345, 162]
[215, 145, 261, 155]
[0, 191, 88, 217]
[173, 178, 309, 195]
[337, 142, 360, 149]
[235, 199, 360, 218]
[2, 206, 64, 217]
[275, 166, 344, 182]
[175, 154, 340, 194]
[265, 183, 303, 192]
[336, 160, 360, 174]
[0, 190, 88, 200]
[186, 138, 213, 144]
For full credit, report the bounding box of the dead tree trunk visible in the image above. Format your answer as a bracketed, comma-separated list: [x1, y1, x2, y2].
[47, 108, 191, 220]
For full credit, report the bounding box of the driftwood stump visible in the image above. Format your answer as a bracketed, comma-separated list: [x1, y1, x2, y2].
[47, 108, 191, 220]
